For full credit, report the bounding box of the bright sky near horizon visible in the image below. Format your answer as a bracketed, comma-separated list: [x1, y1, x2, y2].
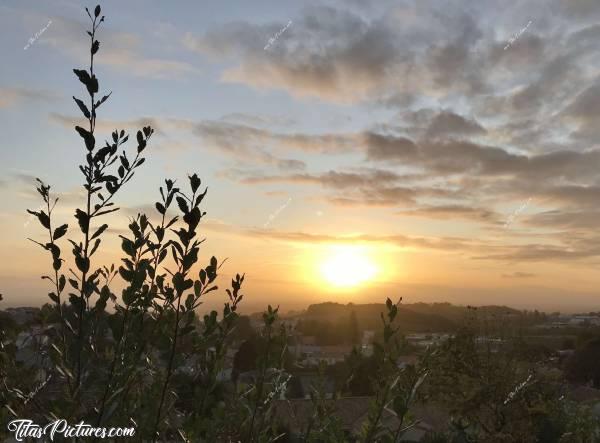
[1, 0, 600, 313]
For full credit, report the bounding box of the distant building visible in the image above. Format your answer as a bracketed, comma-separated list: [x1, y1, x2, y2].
[362, 330, 375, 345]
[297, 374, 335, 399]
[290, 344, 353, 367]
[279, 317, 300, 329]
[541, 314, 600, 328]
[300, 335, 317, 346]
[569, 315, 600, 326]
[406, 333, 450, 348]
[14, 325, 52, 382]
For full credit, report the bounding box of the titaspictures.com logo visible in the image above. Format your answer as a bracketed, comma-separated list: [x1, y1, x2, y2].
[7, 419, 136, 441]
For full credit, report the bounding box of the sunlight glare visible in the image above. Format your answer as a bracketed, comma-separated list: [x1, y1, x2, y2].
[319, 245, 378, 288]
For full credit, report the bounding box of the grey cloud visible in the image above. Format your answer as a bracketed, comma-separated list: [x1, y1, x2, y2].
[183, 5, 409, 102]
[240, 169, 404, 189]
[559, 0, 600, 18]
[525, 209, 600, 229]
[397, 205, 499, 223]
[364, 132, 418, 160]
[425, 111, 486, 138]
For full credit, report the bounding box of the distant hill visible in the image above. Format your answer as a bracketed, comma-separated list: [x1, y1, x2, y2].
[300, 302, 455, 333]
[290, 301, 525, 333]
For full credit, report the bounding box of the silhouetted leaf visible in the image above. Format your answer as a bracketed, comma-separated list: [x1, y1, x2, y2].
[120, 154, 129, 169]
[73, 96, 90, 119]
[194, 188, 208, 207]
[75, 255, 90, 273]
[120, 237, 135, 257]
[95, 207, 119, 217]
[69, 293, 84, 310]
[88, 75, 99, 95]
[75, 125, 95, 151]
[94, 5, 101, 17]
[95, 92, 111, 108]
[189, 173, 201, 193]
[183, 207, 201, 230]
[173, 272, 193, 293]
[119, 267, 134, 282]
[46, 243, 60, 261]
[91, 40, 100, 55]
[58, 275, 66, 292]
[73, 69, 91, 87]
[91, 223, 108, 240]
[158, 248, 168, 264]
[89, 238, 101, 256]
[75, 209, 89, 234]
[32, 210, 50, 229]
[176, 196, 189, 214]
[53, 224, 68, 240]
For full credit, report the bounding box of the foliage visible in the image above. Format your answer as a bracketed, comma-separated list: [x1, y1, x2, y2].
[1, 4, 598, 443]
[565, 338, 600, 388]
[423, 310, 599, 442]
[358, 298, 432, 443]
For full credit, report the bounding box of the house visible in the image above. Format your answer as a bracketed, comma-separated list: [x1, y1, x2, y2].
[362, 330, 375, 345]
[296, 374, 336, 399]
[291, 344, 353, 367]
[569, 315, 600, 327]
[300, 335, 317, 346]
[406, 333, 450, 348]
[14, 326, 52, 382]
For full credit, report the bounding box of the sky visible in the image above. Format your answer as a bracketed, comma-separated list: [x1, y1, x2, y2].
[1, 0, 600, 313]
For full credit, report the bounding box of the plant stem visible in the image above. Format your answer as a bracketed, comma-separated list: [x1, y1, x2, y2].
[152, 296, 181, 442]
[246, 325, 272, 442]
[75, 14, 97, 392]
[96, 305, 129, 426]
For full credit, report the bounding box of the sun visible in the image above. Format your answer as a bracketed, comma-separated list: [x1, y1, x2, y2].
[319, 245, 378, 288]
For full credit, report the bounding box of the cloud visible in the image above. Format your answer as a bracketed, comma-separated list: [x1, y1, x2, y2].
[220, 113, 295, 128]
[477, 244, 600, 262]
[560, 0, 600, 18]
[199, 219, 480, 253]
[425, 111, 486, 138]
[238, 169, 405, 189]
[396, 205, 500, 223]
[49, 113, 162, 135]
[183, 6, 409, 103]
[502, 272, 536, 279]
[524, 209, 600, 229]
[0, 87, 57, 108]
[43, 16, 197, 79]
[233, 168, 464, 207]
[189, 119, 358, 155]
[364, 133, 418, 161]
